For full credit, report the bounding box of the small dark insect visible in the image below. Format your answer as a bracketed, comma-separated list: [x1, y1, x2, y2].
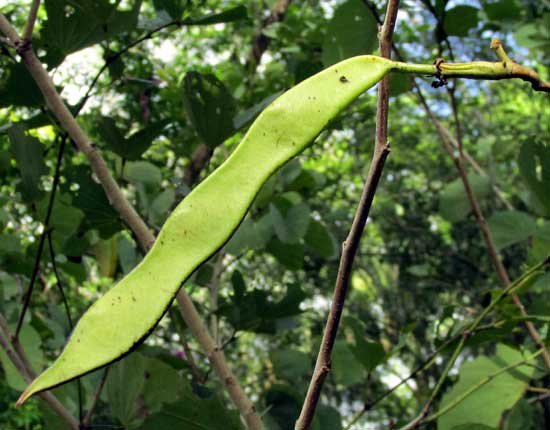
[339, 76, 349, 83]
[432, 57, 448, 89]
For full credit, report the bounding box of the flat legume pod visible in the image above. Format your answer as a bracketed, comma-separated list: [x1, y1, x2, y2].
[18, 55, 394, 404]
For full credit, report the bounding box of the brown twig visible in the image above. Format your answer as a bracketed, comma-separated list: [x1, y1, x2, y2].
[295, 2, 400, 429]
[175, 294, 263, 430]
[0, 12, 262, 428]
[22, 0, 40, 41]
[82, 367, 109, 428]
[168, 307, 205, 383]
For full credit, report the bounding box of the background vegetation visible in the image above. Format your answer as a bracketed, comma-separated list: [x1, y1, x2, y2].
[0, 0, 549, 429]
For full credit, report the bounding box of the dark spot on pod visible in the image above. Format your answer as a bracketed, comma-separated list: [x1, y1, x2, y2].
[339, 76, 349, 83]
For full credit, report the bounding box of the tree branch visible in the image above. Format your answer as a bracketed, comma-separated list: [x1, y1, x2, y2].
[82, 367, 109, 428]
[0, 12, 262, 429]
[176, 294, 263, 430]
[295, 2, 400, 429]
[23, 0, 40, 41]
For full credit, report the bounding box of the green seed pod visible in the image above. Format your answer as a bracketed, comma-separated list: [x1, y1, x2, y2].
[18, 55, 394, 404]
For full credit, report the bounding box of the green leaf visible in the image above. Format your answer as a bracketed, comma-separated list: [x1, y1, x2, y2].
[437, 344, 535, 430]
[125, 121, 169, 160]
[225, 216, 272, 255]
[182, 71, 237, 148]
[264, 384, 302, 430]
[322, 0, 378, 67]
[0, 325, 44, 391]
[267, 237, 304, 270]
[152, 0, 187, 20]
[439, 174, 491, 222]
[483, 0, 522, 22]
[389, 74, 413, 97]
[233, 91, 283, 130]
[118, 234, 140, 274]
[42, 0, 143, 66]
[62, 165, 123, 237]
[36, 194, 84, 253]
[332, 340, 365, 386]
[0, 64, 43, 108]
[451, 425, 497, 430]
[124, 161, 162, 186]
[106, 353, 147, 428]
[149, 188, 175, 225]
[270, 202, 310, 244]
[487, 211, 538, 250]
[218, 282, 304, 334]
[143, 357, 181, 414]
[96, 117, 126, 155]
[141, 387, 244, 430]
[305, 220, 337, 259]
[444, 6, 479, 37]
[7, 125, 48, 203]
[519, 141, 550, 216]
[314, 405, 342, 430]
[345, 316, 386, 372]
[504, 399, 544, 430]
[184, 5, 248, 25]
[270, 349, 311, 381]
[529, 224, 550, 263]
[98, 118, 168, 160]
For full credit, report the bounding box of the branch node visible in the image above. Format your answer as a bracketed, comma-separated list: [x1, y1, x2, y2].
[490, 38, 513, 64]
[15, 37, 32, 55]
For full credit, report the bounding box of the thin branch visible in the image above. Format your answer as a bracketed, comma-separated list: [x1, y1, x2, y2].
[14, 227, 48, 339]
[46, 215, 84, 424]
[0, 314, 79, 429]
[82, 367, 110, 428]
[46, 232, 72, 328]
[176, 294, 263, 430]
[295, 2, 400, 429]
[23, 0, 40, 41]
[209, 252, 226, 346]
[168, 307, 204, 383]
[15, 134, 66, 339]
[0, 13, 262, 428]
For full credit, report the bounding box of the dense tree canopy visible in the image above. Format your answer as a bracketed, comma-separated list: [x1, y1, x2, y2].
[0, 1, 549, 429]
